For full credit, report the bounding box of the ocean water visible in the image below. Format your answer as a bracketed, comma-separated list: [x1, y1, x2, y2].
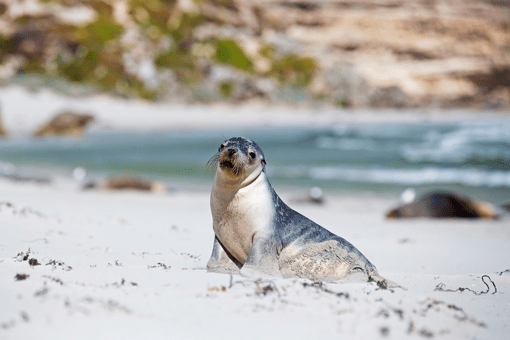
[1, 119, 509, 204]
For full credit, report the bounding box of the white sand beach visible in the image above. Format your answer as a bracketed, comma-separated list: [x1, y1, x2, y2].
[1, 0, 509, 334]
[1, 176, 509, 340]
[0, 85, 509, 339]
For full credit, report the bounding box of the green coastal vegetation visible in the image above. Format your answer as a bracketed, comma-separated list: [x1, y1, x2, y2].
[0, 0, 318, 102]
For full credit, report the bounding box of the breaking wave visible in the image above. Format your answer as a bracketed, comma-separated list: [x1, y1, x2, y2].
[268, 165, 510, 188]
[316, 120, 510, 165]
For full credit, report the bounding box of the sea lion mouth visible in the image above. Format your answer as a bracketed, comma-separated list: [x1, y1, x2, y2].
[218, 152, 243, 175]
[220, 160, 235, 169]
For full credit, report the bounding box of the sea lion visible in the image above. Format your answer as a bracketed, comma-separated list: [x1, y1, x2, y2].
[206, 137, 397, 288]
[386, 191, 499, 219]
[82, 177, 166, 193]
[34, 111, 94, 137]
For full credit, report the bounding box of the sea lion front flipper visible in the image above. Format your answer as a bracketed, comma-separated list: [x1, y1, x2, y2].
[206, 236, 242, 274]
[239, 234, 282, 279]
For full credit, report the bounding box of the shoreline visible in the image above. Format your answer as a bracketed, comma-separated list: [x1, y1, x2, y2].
[0, 85, 509, 136]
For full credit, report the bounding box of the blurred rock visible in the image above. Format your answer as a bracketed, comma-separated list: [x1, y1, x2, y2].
[279, 0, 510, 108]
[34, 112, 94, 137]
[369, 86, 410, 109]
[325, 63, 372, 107]
[262, 30, 301, 56]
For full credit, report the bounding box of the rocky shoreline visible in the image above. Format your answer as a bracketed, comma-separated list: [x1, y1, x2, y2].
[0, 0, 509, 109]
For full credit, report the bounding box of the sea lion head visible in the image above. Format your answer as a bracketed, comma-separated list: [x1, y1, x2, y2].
[208, 137, 266, 184]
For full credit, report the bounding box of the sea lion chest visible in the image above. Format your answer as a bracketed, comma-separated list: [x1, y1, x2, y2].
[211, 176, 274, 264]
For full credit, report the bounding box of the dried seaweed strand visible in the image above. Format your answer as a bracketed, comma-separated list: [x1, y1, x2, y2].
[434, 275, 497, 295]
[302, 281, 350, 299]
[497, 269, 510, 276]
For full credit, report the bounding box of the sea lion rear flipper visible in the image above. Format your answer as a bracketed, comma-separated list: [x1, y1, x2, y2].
[368, 272, 405, 290]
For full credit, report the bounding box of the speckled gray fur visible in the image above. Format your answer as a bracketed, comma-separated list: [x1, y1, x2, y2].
[206, 137, 398, 288]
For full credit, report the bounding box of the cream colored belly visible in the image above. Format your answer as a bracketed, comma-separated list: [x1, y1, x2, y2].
[214, 217, 254, 264]
[211, 173, 275, 264]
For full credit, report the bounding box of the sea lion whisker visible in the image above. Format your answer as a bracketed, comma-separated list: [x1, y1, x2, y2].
[232, 160, 242, 175]
[206, 153, 219, 173]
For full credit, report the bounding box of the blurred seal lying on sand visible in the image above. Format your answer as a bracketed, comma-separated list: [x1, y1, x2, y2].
[386, 191, 499, 219]
[83, 177, 166, 193]
[34, 111, 94, 137]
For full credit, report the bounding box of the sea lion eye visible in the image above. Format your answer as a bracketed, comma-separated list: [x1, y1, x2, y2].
[249, 152, 256, 159]
[218, 143, 226, 152]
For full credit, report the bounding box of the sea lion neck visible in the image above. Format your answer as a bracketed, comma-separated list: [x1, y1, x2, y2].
[213, 166, 265, 192]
